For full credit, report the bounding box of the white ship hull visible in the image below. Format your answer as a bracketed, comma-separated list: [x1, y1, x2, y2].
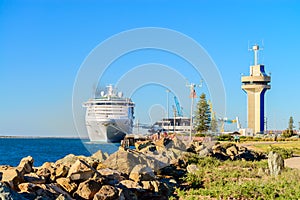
[86, 118, 132, 142]
[83, 85, 135, 143]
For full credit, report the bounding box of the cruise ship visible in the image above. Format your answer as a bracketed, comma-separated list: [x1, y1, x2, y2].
[83, 85, 135, 142]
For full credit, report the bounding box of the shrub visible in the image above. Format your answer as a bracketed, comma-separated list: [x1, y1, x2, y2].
[268, 146, 293, 159]
[184, 172, 204, 188]
[282, 129, 294, 138]
[240, 136, 264, 142]
[182, 152, 201, 165]
[239, 136, 247, 140]
[197, 156, 221, 168]
[195, 133, 206, 137]
[217, 134, 232, 141]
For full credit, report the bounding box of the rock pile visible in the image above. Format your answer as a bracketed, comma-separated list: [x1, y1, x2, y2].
[0, 137, 189, 200]
[188, 141, 266, 161]
[0, 137, 266, 200]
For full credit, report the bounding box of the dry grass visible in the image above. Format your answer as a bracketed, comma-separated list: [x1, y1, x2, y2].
[242, 141, 300, 155]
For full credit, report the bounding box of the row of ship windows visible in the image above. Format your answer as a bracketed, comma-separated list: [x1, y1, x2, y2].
[89, 109, 127, 111]
[243, 82, 269, 85]
[89, 103, 133, 106]
[87, 113, 127, 116]
[88, 107, 128, 110]
[87, 111, 127, 113]
[88, 109, 127, 111]
[88, 107, 127, 109]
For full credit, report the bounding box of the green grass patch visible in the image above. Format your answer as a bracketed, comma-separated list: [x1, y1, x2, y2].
[249, 141, 300, 157]
[177, 156, 300, 199]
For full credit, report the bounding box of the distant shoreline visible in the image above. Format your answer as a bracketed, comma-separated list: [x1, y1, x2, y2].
[0, 136, 89, 139]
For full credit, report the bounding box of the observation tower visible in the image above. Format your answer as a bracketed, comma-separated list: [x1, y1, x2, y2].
[241, 45, 271, 134]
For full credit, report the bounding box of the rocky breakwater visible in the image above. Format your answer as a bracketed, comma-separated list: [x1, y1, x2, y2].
[0, 137, 188, 200]
[0, 137, 265, 200]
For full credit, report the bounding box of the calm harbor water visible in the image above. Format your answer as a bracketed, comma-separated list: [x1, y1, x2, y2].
[0, 138, 119, 166]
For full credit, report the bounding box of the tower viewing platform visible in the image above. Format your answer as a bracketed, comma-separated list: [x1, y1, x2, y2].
[241, 45, 271, 134]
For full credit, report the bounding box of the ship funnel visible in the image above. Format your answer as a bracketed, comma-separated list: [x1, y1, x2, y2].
[107, 85, 114, 96]
[118, 92, 123, 98]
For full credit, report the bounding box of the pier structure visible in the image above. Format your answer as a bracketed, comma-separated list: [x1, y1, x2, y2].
[241, 45, 271, 134]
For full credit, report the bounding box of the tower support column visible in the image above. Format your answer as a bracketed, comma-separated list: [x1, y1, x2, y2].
[241, 45, 271, 134]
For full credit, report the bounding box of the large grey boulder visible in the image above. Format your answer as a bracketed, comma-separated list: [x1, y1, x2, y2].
[17, 156, 34, 175]
[104, 146, 187, 175]
[103, 150, 134, 174]
[168, 136, 187, 150]
[36, 183, 73, 200]
[198, 141, 216, 157]
[74, 179, 102, 200]
[93, 185, 118, 200]
[55, 154, 79, 168]
[24, 172, 46, 184]
[35, 162, 55, 181]
[118, 180, 142, 189]
[129, 164, 155, 182]
[69, 171, 94, 182]
[98, 168, 125, 185]
[91, 150, 108, 162]
[186, 164, 199, 174]
[56, 177, 77, 193]
[155, 136, 187, 151]
[268, 151, 284, 176]
[198, 147, 212, 157]
[56, 154, 96, 168]
[226, 145, 238, 159]
[55, 165, 69, 178]
[119, 188, 138, 200]
[0, 168, 24, 190]
[103, 150, 147, 174]
[67, 160, 91, 177]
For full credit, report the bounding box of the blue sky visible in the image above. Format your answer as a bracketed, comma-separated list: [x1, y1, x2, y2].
[1, 1, 300, 136]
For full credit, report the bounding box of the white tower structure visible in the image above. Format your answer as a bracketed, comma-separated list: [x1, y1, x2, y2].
[241, 45, 271, 134]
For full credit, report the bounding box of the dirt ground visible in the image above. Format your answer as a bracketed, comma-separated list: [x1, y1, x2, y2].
[285, 157, 300, 169]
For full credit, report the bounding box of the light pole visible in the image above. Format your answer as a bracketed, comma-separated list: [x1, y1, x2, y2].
[186, 80, 202, 141]
[173, 106, 176, 133]
[264, 117, 268, 133]
[166, 89, 170, 132]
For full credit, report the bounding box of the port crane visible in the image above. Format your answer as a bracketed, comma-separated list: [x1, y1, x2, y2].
[208, 100, 241, 133]
[219, 117, 241, 133]
[173, 96, 183, 117]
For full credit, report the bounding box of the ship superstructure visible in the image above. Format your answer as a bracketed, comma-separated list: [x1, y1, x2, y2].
[83, 85, 135, 142]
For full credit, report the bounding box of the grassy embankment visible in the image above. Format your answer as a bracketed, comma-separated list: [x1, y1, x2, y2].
[217, 134, 300, 157]
[173, 155, 300, 200]
[172, 139, 300, 199]
[241, 140, 300, 157]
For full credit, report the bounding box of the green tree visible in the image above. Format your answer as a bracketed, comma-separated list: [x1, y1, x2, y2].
[282, 116, 295, 138]
[211, 117, 218, 133]
[194, 93, 211, 133]
[288, 116, 294, 130]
